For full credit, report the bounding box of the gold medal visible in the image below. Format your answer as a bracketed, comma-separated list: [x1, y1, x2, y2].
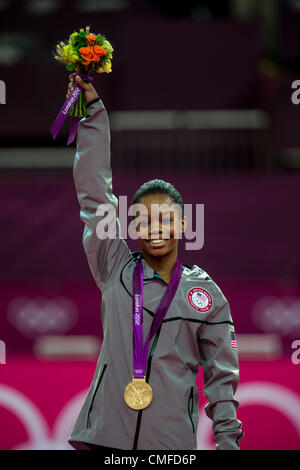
[124, 377, 153, 410]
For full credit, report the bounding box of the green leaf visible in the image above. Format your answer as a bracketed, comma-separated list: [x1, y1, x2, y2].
[95, 34, 105, 45]
[65, 63, 75, 71]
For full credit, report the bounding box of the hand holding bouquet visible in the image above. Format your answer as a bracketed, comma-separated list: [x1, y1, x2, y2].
[51, 26, 113, 145]
[66, 73, 99, 106]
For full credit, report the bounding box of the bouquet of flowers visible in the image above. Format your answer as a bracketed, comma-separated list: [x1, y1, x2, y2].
[51, 26, 113, 144]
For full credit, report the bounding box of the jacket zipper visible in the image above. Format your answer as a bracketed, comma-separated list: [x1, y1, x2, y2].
[188, 386, 195, 434]
[87, 363, 107, 428]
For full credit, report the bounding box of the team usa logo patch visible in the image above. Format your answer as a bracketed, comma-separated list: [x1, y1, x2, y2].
[187, 288, 213, 312]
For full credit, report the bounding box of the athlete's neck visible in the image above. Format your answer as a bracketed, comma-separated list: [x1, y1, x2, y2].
[142, 249, 178, 284]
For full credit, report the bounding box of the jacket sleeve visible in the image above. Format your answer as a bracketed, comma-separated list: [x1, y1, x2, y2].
[197, 282, 244, 450]
[73, 98, 132, 291]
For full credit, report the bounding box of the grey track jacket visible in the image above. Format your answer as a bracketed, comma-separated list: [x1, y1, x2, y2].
[67, 98, 244, 451]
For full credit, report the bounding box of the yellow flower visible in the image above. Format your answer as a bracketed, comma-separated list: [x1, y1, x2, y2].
[69, 32, 77, 45]
[104, 61, 112, 73]
[63, 44, 80, 64]
[102, 40, 113, 53]
[96, 61, 112, 73]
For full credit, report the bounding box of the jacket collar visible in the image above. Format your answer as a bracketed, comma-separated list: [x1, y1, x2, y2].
[134, 252, 182, 281]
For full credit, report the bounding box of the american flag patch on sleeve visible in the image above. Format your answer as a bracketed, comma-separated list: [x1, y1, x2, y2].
[230, 327, 238, 349]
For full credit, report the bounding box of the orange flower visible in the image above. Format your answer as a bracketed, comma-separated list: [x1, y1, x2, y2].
[79, 45, 107, 65]
[86, 34, 96, 45]
[93, 45, 107, 59]
[79, 46, 95, 65]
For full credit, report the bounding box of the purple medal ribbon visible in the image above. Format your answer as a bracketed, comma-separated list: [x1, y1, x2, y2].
[50, 72, 93, 146]
[132, 257, 182, 379]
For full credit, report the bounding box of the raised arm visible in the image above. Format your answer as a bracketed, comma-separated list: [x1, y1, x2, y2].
[197, 283, 244, 450]
[70, 75, 131, 291]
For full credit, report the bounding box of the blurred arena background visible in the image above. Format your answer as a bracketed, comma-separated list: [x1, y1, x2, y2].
[0, 0, 300, 450]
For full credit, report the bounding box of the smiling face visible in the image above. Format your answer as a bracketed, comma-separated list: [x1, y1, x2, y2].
[134, 193, 186, 258]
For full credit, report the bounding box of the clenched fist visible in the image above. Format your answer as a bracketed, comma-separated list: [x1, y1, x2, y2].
[66, 73, 99, 105]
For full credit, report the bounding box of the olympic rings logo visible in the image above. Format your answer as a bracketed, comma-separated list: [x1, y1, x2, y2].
[252, 296, 300, 337]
